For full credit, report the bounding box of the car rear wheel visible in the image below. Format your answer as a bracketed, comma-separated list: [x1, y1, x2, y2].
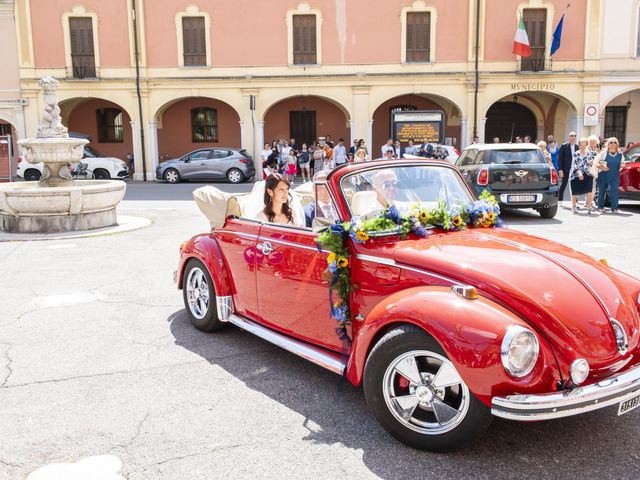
[182, 259, 227, 332]
[226, 168, 244, 184]
[538, 204, 558, 218]
[24, 169, 41, 181]
[164, 168, 181, 184]
[363, 325, 491, 451]
[93, 169, 111, 180]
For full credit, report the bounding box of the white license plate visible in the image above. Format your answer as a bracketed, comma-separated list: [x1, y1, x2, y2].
[618, 393, 640, 415]
[507, 195, 536, 203]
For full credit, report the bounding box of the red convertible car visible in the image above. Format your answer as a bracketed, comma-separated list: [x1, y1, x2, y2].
[176, 159, 640, 451]
[621, 142, 640, 200]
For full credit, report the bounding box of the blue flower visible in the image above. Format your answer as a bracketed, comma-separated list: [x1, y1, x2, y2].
[330, 222, 345, 236]
[328, 261, 338, 274]
[413, 225, 428, 237]
[384, 204, 402, 224]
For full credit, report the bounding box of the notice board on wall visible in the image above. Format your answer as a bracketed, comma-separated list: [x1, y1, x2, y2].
[392, 111, 444, 144]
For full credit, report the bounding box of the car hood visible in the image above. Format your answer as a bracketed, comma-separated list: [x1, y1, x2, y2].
[392, 228, 640, 376]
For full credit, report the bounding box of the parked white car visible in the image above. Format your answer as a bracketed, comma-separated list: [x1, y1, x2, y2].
[16, 145, 129, 181]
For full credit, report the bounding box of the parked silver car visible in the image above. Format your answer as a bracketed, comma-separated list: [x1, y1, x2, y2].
[156, 148, 255, 184]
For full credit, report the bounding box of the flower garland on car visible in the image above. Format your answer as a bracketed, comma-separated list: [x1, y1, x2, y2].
[317, 191, 500, 342]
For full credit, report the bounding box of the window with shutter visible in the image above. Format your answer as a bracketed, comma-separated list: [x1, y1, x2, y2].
[183, 17, 207, 66]
[191, 108, 218, 142]
[69, 17, 96, 78]
[96, 109, 124, 143]
[406, 12, 431, 63]
[521, 9, 546, 72]
[292, 14, 317, 65]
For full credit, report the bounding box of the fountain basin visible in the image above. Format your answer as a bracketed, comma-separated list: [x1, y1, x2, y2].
[0, 180, 126, 233]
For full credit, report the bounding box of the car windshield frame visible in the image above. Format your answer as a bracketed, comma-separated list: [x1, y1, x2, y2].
[337, 162, 475, 225]
[84, 146, 105, 158]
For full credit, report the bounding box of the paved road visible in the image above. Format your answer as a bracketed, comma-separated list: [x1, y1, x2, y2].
[1, 183, 640, 480]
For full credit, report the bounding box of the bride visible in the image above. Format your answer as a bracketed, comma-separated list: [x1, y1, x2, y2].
[254, 173, 306, 226]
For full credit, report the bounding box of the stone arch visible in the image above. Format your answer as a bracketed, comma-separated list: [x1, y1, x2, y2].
[153, 96, 242, 160]
[58, 97, 134, 161]
[261, 93, 351, 123]
[370, 93, 464, 152]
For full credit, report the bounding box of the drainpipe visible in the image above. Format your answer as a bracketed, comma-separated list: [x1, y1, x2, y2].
[472, 0, 480, 143]
[132, 0, 147, 181]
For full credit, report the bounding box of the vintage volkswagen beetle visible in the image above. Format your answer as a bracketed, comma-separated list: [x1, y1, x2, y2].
[176, 159, 640, 451]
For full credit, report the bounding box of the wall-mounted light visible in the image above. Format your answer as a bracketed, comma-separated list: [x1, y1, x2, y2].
[626, 93, 632, 110]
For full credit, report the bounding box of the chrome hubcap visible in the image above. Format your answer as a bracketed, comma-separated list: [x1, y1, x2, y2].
[228, 171, 241, 182]
[166, 171, 178, 182]
[185, 267, 209, 320]
[382, 350, 469, 435]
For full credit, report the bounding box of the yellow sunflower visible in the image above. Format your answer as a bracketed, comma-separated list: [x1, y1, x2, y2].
[356, 231, 369, 241]
[487, 212, 495, 221]
[327, 252, 336, 264]
[418, 210, 429, 223]
[452, 216, 462, 227]
[337, 257, 349, 268]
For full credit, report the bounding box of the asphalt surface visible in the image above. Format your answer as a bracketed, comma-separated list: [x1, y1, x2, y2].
[1, 181, 640, 480]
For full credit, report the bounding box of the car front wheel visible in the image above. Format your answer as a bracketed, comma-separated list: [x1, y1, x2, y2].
[226, 168, 244, 184]
[182, 259, 227, 332]
[164, 168, 181, 184]
[363, 325, 491, 451]
[24, 169, 41, 181]
[93, 169, 111, 180]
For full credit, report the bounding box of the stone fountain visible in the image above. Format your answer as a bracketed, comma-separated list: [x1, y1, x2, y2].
[0, 77, 126, 234]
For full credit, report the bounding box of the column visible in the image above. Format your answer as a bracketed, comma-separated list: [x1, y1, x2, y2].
[239, 120, 246, 150]
[477, 118, 487, 144]
[349, 119, 355, 145]
[148, 121, 159, 174]
[130, 121, 143, 181]
[255, 121, 265, 178]
[460, 117, 468, 149]
[571, 117, 584, 139]
[367, 119, 373, 155]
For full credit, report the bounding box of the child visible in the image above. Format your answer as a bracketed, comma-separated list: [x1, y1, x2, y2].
[286, 149, 298, 184]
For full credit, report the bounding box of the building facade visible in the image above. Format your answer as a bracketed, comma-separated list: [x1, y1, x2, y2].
[4, 0, 640, 180]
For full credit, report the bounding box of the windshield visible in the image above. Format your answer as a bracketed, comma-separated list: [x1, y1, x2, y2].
[84, 146, 105, 158]
[340, 164, 473, 219]
[483, 149, 545, 165]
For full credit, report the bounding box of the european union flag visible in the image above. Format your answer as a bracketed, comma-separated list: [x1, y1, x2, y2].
[550, 14, 565, 56]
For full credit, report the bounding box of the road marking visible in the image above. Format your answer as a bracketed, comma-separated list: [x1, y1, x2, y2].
[27, 454, 125, 480]
[46, 244, 77, 249]
[33, 292, 98, 307]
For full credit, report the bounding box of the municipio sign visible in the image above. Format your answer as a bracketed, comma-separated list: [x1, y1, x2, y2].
[583, 103, 599, 127]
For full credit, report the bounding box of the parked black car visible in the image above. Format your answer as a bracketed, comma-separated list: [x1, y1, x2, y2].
[455, 144, 559, 218]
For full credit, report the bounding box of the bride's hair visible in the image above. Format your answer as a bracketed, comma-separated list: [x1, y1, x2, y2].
[264, 173, 293, 223]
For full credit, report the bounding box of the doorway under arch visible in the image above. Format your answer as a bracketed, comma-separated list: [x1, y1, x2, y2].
[485, 102, 537, 143]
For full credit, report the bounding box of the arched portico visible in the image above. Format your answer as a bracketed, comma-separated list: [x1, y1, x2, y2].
[602, 88, 639, 147]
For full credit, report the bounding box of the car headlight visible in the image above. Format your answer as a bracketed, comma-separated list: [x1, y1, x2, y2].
[501, 325, 539, 378]
[569, 358, 590, 385]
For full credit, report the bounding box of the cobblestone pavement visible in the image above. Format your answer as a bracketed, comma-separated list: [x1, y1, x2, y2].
[1, 182, 639, 480]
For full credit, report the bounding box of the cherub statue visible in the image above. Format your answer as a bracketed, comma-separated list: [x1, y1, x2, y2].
[36, 77, 69, 138]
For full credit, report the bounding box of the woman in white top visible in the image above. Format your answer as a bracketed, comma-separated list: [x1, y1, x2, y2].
[254, 173, 305, 226]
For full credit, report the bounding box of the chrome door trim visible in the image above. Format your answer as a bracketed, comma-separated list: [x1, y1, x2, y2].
[228, 314, 346, 375]
[257, 241, 274, 255]
[216, 295, 233, 321]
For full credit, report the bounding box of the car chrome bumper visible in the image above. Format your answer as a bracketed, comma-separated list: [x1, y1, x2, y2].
[492, 362, 640, 421]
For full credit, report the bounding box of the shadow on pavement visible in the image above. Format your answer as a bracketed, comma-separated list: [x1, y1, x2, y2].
[167, 308, 640, 479]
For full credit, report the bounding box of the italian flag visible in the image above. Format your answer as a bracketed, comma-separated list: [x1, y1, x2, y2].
[512, 17, 532, 57]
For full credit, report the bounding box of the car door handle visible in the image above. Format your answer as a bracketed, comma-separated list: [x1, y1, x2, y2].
[256, 241, 273, 255]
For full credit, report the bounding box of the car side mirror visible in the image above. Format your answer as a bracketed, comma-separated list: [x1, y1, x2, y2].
[183, 157, 190, 163]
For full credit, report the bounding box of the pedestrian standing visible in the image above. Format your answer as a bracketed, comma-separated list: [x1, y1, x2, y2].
[286, 147, 298, 184]
[596, 137, 625, 213]
[355, 148, 367, 162]
[587, 135, 602, 198]
[312, 145, 325, 175]
[547, 135, 559, 172]
[348, 139, 359, 156]
[558, 132, 578, 204]
[333, 138, 347, 166]
[298, 143, 311, 182]
[357, 139, 368, 154]
[260, 143, 272, 179]
[536, 141, 553, 165]
[380, 139, 393, 159]
[569, 137, 595, 214]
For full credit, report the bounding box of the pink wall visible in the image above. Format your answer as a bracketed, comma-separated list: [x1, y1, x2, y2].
[31, 0, 131, 68]
[484, 0, 586, 61]
[64, 99, 133, 161]
[264, 97, 349, 145]
[373, 95, 461, 152]
[157, 98, 241, 160]
[143, 0, 468, 66]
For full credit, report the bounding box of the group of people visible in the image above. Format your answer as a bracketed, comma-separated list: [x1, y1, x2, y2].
[379, 138, 449, 160]
[492, 132, 627, 214]
[260, 136, 371, 184]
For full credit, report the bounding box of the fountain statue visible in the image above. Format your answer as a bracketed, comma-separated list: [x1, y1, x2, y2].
[0, 77, 126, 233]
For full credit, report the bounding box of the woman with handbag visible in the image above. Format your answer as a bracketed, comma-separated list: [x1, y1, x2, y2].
[569, 137, 596, 214]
